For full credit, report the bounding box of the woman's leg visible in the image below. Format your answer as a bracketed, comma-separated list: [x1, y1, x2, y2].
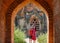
[33, 40, 36, 43]
[29, 39, 32, 43]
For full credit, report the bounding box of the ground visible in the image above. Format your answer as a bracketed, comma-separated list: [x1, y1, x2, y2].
[24, 38, 39, 43]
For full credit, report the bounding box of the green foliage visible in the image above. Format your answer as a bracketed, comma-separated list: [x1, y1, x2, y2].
[38, 33, 47, 43]
[14, 28, 26, 43]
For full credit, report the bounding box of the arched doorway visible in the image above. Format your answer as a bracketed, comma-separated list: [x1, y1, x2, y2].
[13, 1, 49, 43]
[5, 0, 53, 43]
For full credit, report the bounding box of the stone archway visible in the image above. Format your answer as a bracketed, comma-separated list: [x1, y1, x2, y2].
[5, 0, 53, 43]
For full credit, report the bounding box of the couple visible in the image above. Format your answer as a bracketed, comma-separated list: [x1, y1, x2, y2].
[28, 24, 36, 43]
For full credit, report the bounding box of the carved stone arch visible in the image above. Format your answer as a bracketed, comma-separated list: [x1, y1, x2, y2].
[5, 0, 53, 43]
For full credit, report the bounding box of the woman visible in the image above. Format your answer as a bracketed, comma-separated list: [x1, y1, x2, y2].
[28, 24, 36, 43]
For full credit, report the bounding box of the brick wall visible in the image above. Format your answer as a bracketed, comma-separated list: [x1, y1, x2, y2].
[53, 0, 60, 43]
[0, 0, 60, 43]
